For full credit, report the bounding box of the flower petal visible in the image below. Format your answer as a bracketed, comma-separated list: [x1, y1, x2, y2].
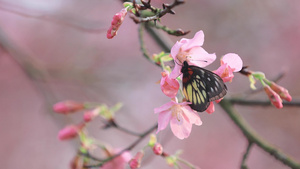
[206, 102, 215, 114]
[169, 62, 182, 79]
[170, 41, 183, 59]
[181, 106, 202, 126]
[222, 53, 243, 72]
[170, 113, 192, 140]
[156, 110, 172, 134]
[180, 30, 204, 51]
[160, 72, 180, 98]
[154, 101, 174, 114]
[188, 47, 216, 68]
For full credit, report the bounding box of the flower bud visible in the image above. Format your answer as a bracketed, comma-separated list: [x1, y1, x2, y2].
[264, 85, 283, 109]
[83, 107, 101, 122]
[270, 82, 292, 102]
[160, 71, 180, 98]
[153, 143, 163, 155]
[58, 123, 85, 141]
[107, 8, 128, 39]
[148, 134, 157, 147]
[53, 100, 84, 114]
[129, 151, 144, 169]
[205, 102, 215, 114]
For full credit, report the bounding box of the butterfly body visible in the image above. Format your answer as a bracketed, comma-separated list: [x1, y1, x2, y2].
[181, 61, 227, 112]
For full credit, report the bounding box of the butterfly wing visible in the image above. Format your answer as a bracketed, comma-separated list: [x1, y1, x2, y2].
[182, 65, 227, 112]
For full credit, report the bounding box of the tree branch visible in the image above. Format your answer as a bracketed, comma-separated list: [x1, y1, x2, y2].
[83, 123, 158, 168]
[220, 99, 300, 169]
[228, 98, 300, 107]
[241, 141, 253, 169]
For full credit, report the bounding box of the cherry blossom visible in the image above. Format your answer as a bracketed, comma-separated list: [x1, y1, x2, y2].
[107, 8, 128, 39]
[160, 71, 180, 98]
[58, 123, 85, 141]
[169, 30, 216, 79]
[269, 82, 292, 102]
[214, 53, 243, 82]
[53, 100, 84, 114]
[102, 149, 131, 169]
[83, 107, 101, 122]
[128, 151, 144, 169]
[264, 85, 283, 109]
[154, 98, 202, 139]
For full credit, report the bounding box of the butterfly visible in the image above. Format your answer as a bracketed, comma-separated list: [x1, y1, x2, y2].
[181, 61, 227, 112]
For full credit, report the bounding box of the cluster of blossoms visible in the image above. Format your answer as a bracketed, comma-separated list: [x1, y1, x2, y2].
[54, 101, 132, 169]
[248, 71, 292, 108]
[129, 134, 199, 169]
[155, 30, 243, 139]
[107, 7, 128, 39]
[54, 101, 122, 140]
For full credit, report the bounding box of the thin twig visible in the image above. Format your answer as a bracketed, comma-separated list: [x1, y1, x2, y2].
[242, 71, 285, 97]
[83, 123, 158, 168]
[146, 21, 190, 36]
[241, 142, 253, 169]
[111, 120, 143, 137]
[220, 99, 300, 169]
[130, 0, 185, 23]
[228, 98, 300, 107]
[138, 23, 161, 67]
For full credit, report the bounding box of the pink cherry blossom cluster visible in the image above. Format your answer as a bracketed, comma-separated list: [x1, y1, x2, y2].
[54, 101, 132, 169]
[53, 101, 120, 140]
[264, 81, 292, 109]
[155, 30, 243, 139]
[107, 8, 128, 39]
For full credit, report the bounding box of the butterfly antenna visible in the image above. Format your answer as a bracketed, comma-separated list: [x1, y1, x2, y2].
[174, 59, 183, 66]
[189, 59, 208, 63]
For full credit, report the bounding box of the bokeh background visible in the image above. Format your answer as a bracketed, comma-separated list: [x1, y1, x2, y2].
[0, 0, 299, 169]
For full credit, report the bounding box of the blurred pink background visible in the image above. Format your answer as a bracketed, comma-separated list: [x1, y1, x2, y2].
[0, 0, 299, 169]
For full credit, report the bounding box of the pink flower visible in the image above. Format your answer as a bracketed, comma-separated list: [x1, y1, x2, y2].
[83, 107, 101, 122]
[205, 102, 215, 114]
[264, 85, 283, 109]
[153, 143, 163, 155]
[58, 123, 85, 141]
[169, 30, 216, 79]
[160, 71, 180, 98]
[128, 151, 144, 169]
[102, 149, 131, 169]
[214, 53, 243, 82]
[53, 100, 84, 114]
[154, 98, 202, 139]
[107, 8, 128, 39]
[269, 82, 292, 102]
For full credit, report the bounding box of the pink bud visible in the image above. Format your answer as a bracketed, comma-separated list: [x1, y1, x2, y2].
[214, 63, 234, 83]
[58, 123, 85, 141]
[53, 100, 84, 114]
[153, 143, 163, 155]
[160, 71, 180, 98]
[107, 8, 128, 39]
[206, 102, 215, 114]
[270, 82, 292, 102]
[264, 85, 283, 109]
[83, 107, 100, 122]
[129, 151, 144, 169]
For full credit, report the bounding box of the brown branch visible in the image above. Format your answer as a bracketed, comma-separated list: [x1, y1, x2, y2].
[130, 0, 185, 23]
[82, 123, 158, 168]
[220, 99, 300, 169]
[228, 98, 300, 107]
